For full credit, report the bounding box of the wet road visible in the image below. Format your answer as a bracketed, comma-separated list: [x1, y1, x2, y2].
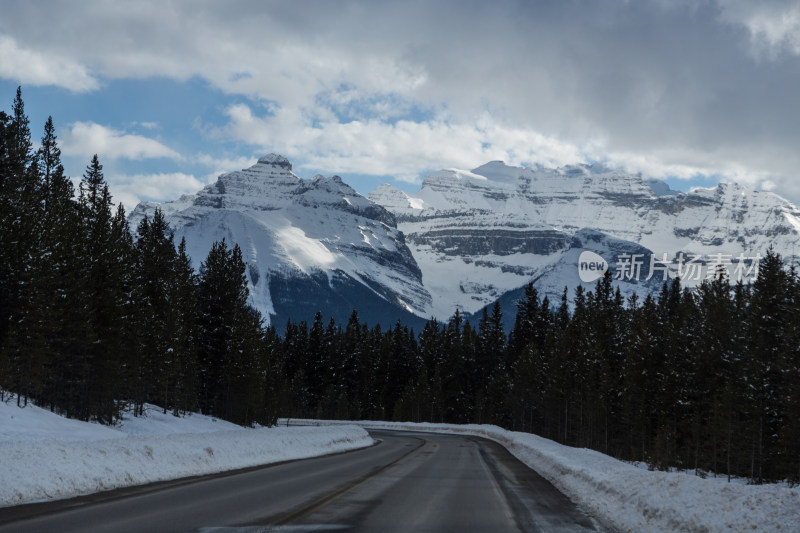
[0, 430, 601, 532]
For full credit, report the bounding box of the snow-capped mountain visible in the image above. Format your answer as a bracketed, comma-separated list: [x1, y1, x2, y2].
[463, 228, 666, 325]
[131, 154, 800, 327]
[369, 161, 800, 319]
[130, 155, 430, 328]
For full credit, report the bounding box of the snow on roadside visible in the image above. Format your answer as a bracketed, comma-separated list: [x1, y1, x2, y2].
[0, 399, 372, 508]
[0, 396, 125, 442]
[116, 404, 243, 435]
[287, 419, 800, 533]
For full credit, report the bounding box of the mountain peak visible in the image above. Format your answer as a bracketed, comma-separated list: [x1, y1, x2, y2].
[470, 160, 522, 181]
[129, 160, 430, 327]
[257, 153, 292, 170]
[645, 178, 679, 197]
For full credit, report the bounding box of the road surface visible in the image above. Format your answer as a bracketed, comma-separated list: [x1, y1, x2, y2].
[0, 430, 602, 532]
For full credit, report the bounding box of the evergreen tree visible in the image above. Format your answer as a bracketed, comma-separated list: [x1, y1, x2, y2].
[130, 209, 180, 414]
[0, 88, 46, 407]
[305, 310, 328, 412]
[509, 283, 540, 360]
[339, 310, 364, 418]
[170, 237, 199, 414]
[690, 269, 735, 475]
[475, 301, 506, 422]
[780, 266, 800, 483]
[74, 155, 125, 423]
[746, 248, 789, 482]
[6, 79, 800, 480]
[34, 117, 85, 414]
[196, 240, 266, 425]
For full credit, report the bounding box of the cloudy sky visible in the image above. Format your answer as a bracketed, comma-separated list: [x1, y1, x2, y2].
[1, 0, 800, 208]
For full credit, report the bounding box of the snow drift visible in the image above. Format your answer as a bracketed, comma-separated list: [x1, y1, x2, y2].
[0, 400, 372, 507]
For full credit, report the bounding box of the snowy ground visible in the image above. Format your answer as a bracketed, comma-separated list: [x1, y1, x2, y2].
[0, 398, 372, 507]
[285, 419, 800, 533]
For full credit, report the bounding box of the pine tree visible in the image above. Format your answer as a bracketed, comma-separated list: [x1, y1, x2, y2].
[282, 319, 310, 417]
[76, 155, 124, 423]
[305, 310, 328, 412]
[746, 248, 789, 482]
[474, 301, 507, 423]
[689, 269, 735, 475]
[509, 283, 540, 360]
[381, 321, 417, 420]
[131, 209, 179, 414]
[587, 271, 625, 454]
[170, 237, 199, 415]
[0, 108, 12, 381]
[196, 240, 265, 424]
[416, 318, 443, 422]
[0, 88, 46, 407]
[260, 324, 284, 425]
[339, 310, 363, 418]
[33, 116, 85, 414]
[780, 266, 800, 483]
[619, 293, 658, 461]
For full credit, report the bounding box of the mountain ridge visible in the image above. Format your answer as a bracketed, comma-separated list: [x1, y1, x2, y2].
[369, 159, 800, 318]
[130, 155, 430, 328]
[131, 155, 800, 327]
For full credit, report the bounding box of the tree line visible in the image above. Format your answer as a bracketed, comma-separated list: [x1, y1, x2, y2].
[0, 88, 274, 426]
[275, 258, 800, 485]
[2, 88, 799, 484]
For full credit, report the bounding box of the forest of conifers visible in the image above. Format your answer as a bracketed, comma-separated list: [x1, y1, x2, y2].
[2, 88, 799, 484]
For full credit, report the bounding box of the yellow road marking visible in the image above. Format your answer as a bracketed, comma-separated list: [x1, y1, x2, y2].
[271, 436, 425, 526]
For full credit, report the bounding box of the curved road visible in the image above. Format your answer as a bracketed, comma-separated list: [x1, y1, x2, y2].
[0, 430, 601, 532]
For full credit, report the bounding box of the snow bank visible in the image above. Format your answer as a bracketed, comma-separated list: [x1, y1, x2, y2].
[0, 397, 126, 442]
[0, 400, 372, 507]
[116, 404, 244, 435]
[287, 419, 800, 533]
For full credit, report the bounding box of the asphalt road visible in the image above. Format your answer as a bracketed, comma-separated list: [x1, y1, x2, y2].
[0, 430, 601, 532]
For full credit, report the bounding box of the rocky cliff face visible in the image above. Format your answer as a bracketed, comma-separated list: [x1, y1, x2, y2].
[369, 161, 800, 318]
[130, 155, 431, 327]
[131, 155, 800, 326]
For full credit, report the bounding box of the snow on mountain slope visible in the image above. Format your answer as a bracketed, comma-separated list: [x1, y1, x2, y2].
[462, 228, 665, 326]
[370, 161, 800, 318]
[130, 155, 430, 327]
[131, 155, 800, 326]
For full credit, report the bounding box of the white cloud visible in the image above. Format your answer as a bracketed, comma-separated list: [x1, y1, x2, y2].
[0, 34, 99, 92]
[219, 101, 800, 203]
[111, 172, 204, 209]
[194, 153, 258, 184]
[61, 122, 182, 162]
[109, 154, 262, 209]
[220, 103, 591, 181]
[718, 0, 800, 57]
[4, 2, 800, 203]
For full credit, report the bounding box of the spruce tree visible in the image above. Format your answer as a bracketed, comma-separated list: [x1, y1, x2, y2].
[306, 310, 328, 411]
[691, 269, 735, 475]
[0, 88, 46, 407]
[746, 248, 789, 482]
[34, 116, 84, 414]
[76, 155, 123, 423]
[196, 240, 265, 424]
[171, 237, 199, 415]
[131, 209, 179, 414]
